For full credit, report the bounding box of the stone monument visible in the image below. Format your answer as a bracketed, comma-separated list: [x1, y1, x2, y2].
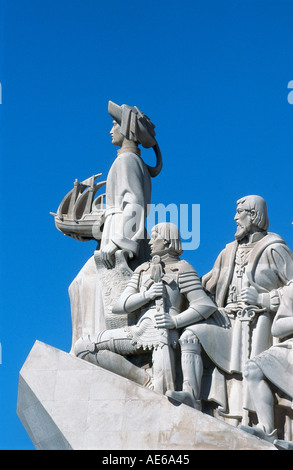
[17, 102, 293, 450]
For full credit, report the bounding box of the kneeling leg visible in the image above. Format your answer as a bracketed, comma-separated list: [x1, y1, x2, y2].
[243, 359, 275, 435]
[166, 329, 203, 410]
[74, 329, 151, 387]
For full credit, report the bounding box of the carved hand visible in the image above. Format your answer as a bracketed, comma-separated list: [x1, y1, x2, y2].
[100, 241, 118, 268]
[154, 311, 176, 329]
[241, 286, 260, 306]
[145, 281, 166, 301]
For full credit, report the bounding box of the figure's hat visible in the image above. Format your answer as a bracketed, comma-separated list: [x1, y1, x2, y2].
[108, 101, 157, 149]
[108, 100, 162, 177]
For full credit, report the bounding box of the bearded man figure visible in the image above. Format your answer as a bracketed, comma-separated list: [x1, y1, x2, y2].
[167, 195, 293, 423]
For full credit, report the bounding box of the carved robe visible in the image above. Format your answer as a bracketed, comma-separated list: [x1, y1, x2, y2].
[68, 148, 152, 352]
[100, 147, 152, 259]
[251, 281, 293, 401]
[190, 232, 293, 416]
[199, 232, 293, 371]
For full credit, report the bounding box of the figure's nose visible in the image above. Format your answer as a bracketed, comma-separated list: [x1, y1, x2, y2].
[234, 212, 238, 221]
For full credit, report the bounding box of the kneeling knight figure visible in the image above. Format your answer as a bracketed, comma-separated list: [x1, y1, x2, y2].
[74, 222, 217, 403]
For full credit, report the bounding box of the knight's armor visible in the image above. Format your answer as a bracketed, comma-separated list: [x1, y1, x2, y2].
[92, 255, 216, 354]
[74, 253, 216, 393]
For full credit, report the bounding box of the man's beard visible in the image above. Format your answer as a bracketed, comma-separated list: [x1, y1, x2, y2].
[235, 222, 252, 241]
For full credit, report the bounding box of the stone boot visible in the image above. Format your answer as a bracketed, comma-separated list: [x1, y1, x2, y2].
[166, 388, 201, 410]
[239, 424, 278, 444]
[166, 342, 203, 410]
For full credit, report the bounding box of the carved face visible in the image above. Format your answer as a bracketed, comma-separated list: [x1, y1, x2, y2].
[234, 205, 254, 240]
[110, 121, 124, 147]
[149, 230, 168, 255]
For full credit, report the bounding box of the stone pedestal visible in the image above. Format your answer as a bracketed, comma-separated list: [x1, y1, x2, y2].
[17, 341, 275, 450]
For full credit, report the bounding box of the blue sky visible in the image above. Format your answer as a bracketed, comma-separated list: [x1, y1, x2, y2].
[1, 0, 293, 450]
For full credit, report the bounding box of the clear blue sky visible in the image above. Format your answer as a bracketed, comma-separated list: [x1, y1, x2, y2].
[1, 0, 293, 450]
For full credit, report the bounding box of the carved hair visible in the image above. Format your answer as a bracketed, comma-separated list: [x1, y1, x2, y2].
[152, 222, 183, 255]
[237, 195, 269, 231]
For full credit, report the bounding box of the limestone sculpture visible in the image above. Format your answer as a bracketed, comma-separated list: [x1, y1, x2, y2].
[52, 102, 163, 352]
[44, 104, 293, 450]
[240, 280, 293, 448]
[166, 195, 293, 435]
[100, 101, 162, 267]
[74, 222, 217, 397]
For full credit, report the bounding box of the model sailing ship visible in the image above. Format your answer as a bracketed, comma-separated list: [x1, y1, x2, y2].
[51, 173, 106, 241]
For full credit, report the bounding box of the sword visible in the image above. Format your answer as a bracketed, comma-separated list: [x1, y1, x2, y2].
[151, 254, 175, 392]
[237, 303, 265, 425]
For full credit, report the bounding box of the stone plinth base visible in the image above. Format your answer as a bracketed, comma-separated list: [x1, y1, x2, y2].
[17, 341, 275, 450]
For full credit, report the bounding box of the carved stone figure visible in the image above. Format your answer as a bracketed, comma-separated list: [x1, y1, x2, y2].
[67, 102, 163, 351]
[167, 195, 293, 422]
[74, 222, 217, 395]
[23, 99, 293, 450]
[100, 101, 162, 268]
[240, 280, 293, 446]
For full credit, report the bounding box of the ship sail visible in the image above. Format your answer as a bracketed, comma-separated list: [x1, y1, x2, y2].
[56, 187, 75, 221]
[52, 173, 106, 241]
[80, 173, 102, 187]
[73, 178, 106, 221]
[93, 192, 106, 211]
